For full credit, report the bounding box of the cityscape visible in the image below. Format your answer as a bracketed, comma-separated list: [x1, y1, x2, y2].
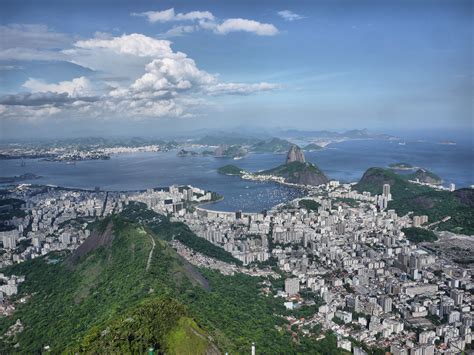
[0, 0, 472, 354]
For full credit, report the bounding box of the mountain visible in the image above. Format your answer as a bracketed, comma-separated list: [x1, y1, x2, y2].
[217, 165, 247, 176]
[251, 138, 293, 153]
[286, 145, 306, 164]
[0, 215, 215, 353]
[354, 167, 432, 199]
[214, 145, 247, 158]
[261, 161, 329, 186]
[259, 146, 329, 186]
[0, 204, 342, 353]
[276, 128, 396, 140]
[303, 143, 323, 151]
[407, 169, 443, 185]
[355, 168, 474, 234]
[196, 135, 260, 146]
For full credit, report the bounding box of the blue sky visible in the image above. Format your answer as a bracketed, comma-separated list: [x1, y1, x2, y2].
[0, 0, 472, 138]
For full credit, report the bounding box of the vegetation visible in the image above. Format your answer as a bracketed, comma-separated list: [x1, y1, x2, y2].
[406, 169, 442, 184]
[0, 213, 342, 354]
[303, 143, 323, 151]
[355, 168, 474, 234]
[121, 203, 241, 265]
[402, 227, 438, 243]
[216, 145, 247, 158]
[354, 167, 432, 198]
[299, 199, 321, 211]
[251, 138, 293, 153]
[0, 198, 26, 231]
[217, 164, 246, 176]
[391, 189, 474, 235]
[69, 297, 214, 354]
[260, 161, 328, 185]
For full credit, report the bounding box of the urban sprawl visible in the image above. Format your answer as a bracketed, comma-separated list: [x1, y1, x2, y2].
[0, 179, 472, 355]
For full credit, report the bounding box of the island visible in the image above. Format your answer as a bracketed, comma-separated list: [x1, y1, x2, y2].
[0, 173, 41, 184]
[303, 143, 323, 151]
[258, 145, 329, 186]
[218, 145, 329, 187]
[217, 165, 247, 176]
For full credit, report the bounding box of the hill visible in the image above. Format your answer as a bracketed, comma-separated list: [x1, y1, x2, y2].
[354, 167, 433, 199]
[257, 145, 328, 186]
[303, 143, 323, 151]
[251, 137, 293, 153]
[0, 215, 213, 353]
[406, 169, 443, 185]
[69, 297, 218, 354]
[355, 168, 474, 234]
[260, 161, 329, 186]
[217, 165, 246, 176]
[0, 205, 343, 353]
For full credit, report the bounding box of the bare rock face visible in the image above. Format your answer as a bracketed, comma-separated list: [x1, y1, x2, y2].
[286, 145, 305, 164]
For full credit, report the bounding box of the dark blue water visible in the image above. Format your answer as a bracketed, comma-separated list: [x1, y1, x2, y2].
[0, 139, 472, 212]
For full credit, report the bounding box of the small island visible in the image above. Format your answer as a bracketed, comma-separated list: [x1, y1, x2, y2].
[217, 165, 247, 176]
[0, 173, 41, 184]
[303, 143, 323, 152]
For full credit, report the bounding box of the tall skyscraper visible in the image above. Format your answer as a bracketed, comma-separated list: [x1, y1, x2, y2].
[383, 184, 392, 201]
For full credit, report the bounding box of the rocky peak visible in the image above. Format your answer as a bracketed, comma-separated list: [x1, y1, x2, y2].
[286, 145, 305, 164]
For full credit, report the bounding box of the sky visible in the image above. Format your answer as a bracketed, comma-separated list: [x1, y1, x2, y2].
[0, 0, 472, 139]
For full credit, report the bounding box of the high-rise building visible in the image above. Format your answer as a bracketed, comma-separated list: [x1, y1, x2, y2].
[449, 183, 456, 192]
[285, 278, 300, 296]
[383, 184, 392, 200]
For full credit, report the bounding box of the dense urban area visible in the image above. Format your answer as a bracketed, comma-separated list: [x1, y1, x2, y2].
[0, 140, 472, 354]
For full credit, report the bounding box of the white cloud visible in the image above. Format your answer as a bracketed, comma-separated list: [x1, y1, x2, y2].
[206, 82, 280, 95]
[72, 34, 180, 58]
[277, 10, 305, 21]
[214, 18, 278, 36]
[1, 32, 279, 121]
[132, 8, 214, 23]
[161, 25, 198, 38]
[132, 8, 279, 37]
[23, 77, 94, 97]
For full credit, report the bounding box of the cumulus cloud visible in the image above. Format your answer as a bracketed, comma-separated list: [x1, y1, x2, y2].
[132, 8, 214, 23]
[214, 18, 278, 36]
[277, 10, 305, 21]
[23, 76, 94, 97]
[1, 32, 279, 121]
[0, 92, 98, 107]
[132, 8, 279, 37]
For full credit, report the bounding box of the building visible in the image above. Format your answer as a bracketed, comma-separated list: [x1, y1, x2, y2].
[383, 184, 392, 201]
[285, 277, 299, 296]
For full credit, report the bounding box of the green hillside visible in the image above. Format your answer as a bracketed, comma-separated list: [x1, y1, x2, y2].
[251, 137, 293, 153]
[70, 297, 216, 354]
[303, 143, 323, 151]
[0, 207, 344, 354]
[354, 167, 432, 198]
[218, 164, 246, 176]
[260, 161, 329, 186]
[355, 168, 474, 234]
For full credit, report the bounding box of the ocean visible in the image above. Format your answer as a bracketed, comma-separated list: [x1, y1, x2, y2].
[0, 139, 472, 212]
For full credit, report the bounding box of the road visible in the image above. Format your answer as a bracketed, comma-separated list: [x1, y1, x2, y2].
[145, 233, 156, 272]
